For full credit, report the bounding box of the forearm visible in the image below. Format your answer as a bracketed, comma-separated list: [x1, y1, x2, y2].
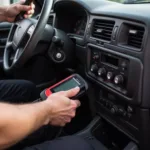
[0, 101, 50, 149]
[0, 6, 7, 22]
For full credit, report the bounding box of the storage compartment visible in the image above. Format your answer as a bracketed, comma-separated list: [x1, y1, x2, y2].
[76, 116, 138, 150]
[92, 119, 130, 150]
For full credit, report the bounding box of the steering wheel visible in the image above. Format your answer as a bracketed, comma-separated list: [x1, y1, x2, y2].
[3, 0, 53, 73]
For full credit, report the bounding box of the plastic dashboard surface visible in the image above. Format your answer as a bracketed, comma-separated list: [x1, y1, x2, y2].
[54, 0, 150, 107]
[53, 1, 150, 149]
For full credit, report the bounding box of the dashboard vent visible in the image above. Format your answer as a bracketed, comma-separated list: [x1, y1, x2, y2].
[127, 25, 145, 49]
[92, 19, 115, 41]
[48, 15, 54, 26]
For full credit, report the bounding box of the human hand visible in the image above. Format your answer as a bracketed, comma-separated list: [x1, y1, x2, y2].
[4, 0, 35, 22]
[46, 87, 81, 127]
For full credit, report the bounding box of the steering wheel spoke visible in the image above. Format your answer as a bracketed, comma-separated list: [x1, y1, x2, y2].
[12, 48, 23, 65]
[6, 41, 13, 49]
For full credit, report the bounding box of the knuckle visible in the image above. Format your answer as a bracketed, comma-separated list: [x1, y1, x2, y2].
[14, 5, 19, 10]
[71, 112, 76, 118]
[71, 101, 78, 108]
[60, 123, 65, 127]
[68, 118, 71, 123]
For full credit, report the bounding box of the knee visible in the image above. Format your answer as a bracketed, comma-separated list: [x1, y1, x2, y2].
[22, 80, 39, 100]
[20, 80, 36, 89]
[17, 80, 39, 101]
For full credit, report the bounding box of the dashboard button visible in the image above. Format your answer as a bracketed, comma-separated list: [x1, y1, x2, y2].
[127, 106, 133, 113]
[91, 64, 98, 73]
[114, 75, 124, 85]
[98, 68, 107, 77]
[107, 72, 114, 80]
[93, 54, 100, 60]
[118, 108, 126, 116]
[121, 61, 128, 69]
[110, 105, 118, 115]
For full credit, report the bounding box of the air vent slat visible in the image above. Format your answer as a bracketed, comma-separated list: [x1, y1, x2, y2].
[92, 19, 115, 42]
[128, 43, 142, 48]
[93, 28, 112, 33]
[95, 22, 114, 26]
[93, 34, 111, 40]
[128, 36, 143, 42]
[129, 35, 143, 39]
[127, 24, 145, 49]
[94, 25, 114, 30]
[128, 39, 142, 45]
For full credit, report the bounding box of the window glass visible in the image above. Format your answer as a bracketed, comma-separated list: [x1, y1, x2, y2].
[11, 0, 20, 4]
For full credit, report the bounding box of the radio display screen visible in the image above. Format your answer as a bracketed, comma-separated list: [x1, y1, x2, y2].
[102, 54, 119, 67]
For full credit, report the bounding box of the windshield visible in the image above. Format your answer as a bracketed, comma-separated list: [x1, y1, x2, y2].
[109, 0, 150, 3]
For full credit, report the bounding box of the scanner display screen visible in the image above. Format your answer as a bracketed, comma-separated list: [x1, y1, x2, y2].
[53, 78, 79, 92]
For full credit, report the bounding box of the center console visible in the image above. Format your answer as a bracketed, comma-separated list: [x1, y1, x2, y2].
[86, 44, 143, 104]
[85, 44, 144, 148]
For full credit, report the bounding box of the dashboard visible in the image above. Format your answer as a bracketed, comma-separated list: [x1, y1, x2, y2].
[49, 0, 150, 150]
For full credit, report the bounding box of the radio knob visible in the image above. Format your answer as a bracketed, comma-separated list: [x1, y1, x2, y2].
[90, 64, 98, 73]
[114, 75, 124, 85]
[98, 68, 106, 77]
[107, 72, 114, 80]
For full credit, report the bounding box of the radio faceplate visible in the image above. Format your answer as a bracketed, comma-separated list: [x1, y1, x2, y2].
[86, 44, 143, 104]
[89, 47, 129, 95]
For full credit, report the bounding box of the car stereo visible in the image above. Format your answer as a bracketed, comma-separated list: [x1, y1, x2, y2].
[86, 45, 143, 104]
[89, 49, 129, 95]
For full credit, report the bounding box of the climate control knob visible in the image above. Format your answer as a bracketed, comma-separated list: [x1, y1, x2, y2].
[98, 68, 106, 77]
[107, 72, 114, 80]
[114, 75, 124, 85]
[90, 64, 98, 73]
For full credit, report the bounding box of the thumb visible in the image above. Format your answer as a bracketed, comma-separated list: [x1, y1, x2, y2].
[63, 87, 80, 98]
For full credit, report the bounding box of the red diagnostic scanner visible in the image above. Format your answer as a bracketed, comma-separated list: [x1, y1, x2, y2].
[40, 74, 88, 100]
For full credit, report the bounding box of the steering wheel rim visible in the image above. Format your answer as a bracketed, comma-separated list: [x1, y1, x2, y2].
[3, 0, 53, 73]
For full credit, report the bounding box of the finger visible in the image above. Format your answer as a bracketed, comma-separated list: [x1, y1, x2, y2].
[69, 111, 76, 118]
[17, 4, 31, 12]
[60, 121, 66, 127]
[55, 91, 66, 95]
[63, 116, 71, 123]
[71, 100, 81, 108]
[24, 14, 28, 18]
[27, 9, 34, 15]
[31, 3, 35, 9]
[63, 87, 80, 98]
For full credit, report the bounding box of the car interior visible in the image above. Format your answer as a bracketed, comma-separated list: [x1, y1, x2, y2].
[0, 0, 150, 149]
